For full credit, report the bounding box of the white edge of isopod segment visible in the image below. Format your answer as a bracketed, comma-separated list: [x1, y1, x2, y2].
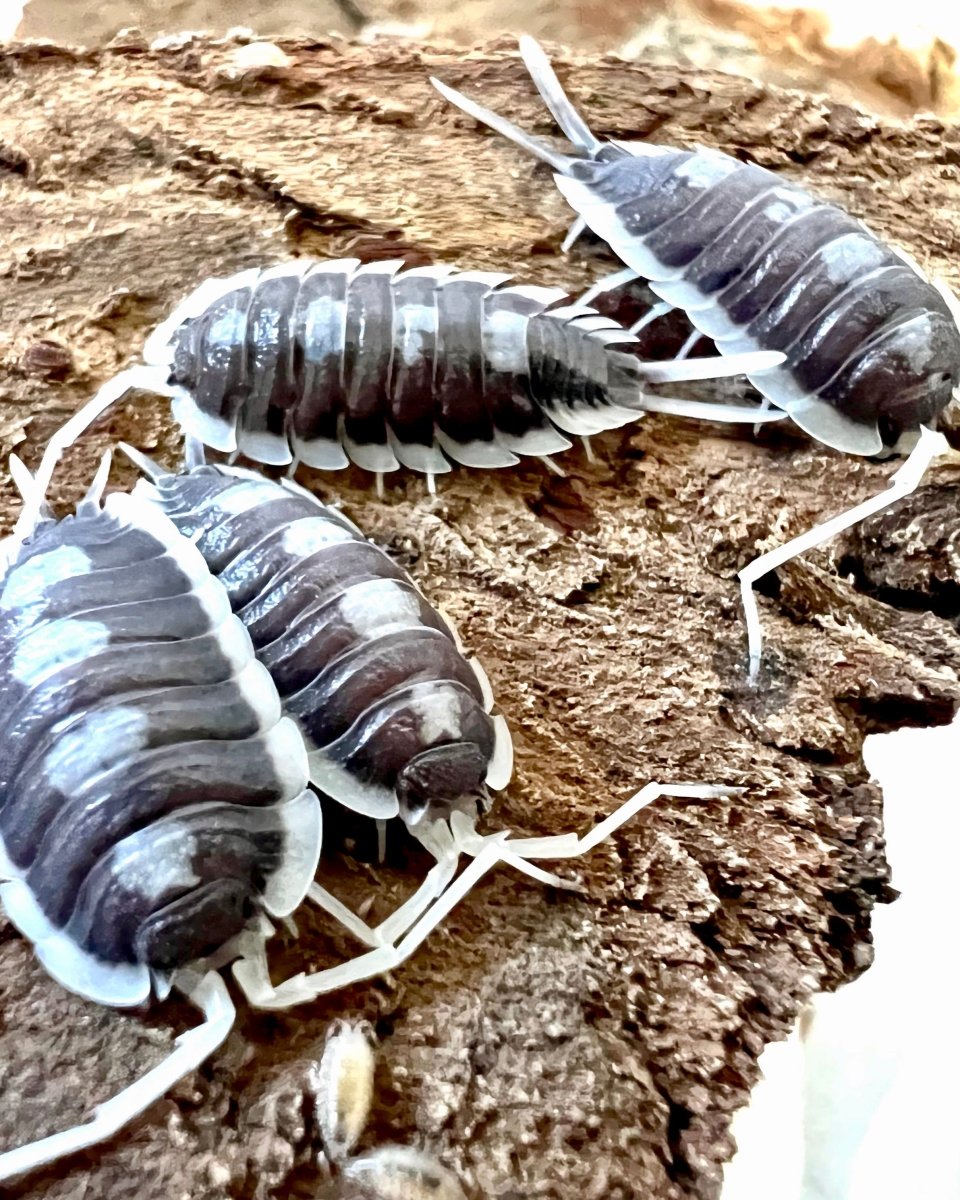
[465, 656, 495, 712]
[170, 388, 240, 454]
[142, 267, 264, 366]
[234, 427, 294, 467]
[484, 714, 514, 790]
[351, 258, 408, 280]
[0, 877, 152, 1007]
[261, 789, 324, 918]
[388, 429, 452, 476]
[303, 257, 362, 280]
[440, 269, 513, 290]
[339, 413, 401, 475]
[493, 425, 574, 456]
[434, 429, 520, 469]
[289, 434, 351, 471]
[306, 749, 401, 821]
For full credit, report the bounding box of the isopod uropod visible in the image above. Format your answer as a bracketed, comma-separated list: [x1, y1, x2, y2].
[432, 39, 960, 677]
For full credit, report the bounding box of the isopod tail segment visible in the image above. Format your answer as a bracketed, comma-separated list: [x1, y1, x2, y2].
[739, 426, 955, 682]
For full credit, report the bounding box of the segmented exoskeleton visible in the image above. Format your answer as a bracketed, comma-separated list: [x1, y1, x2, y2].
[127, 454, 513, 825]
[433, 38, 960, 456]
[0, 450, 739, 1180]
[432, 39, 960, 677]
[38, 258, 785, 504]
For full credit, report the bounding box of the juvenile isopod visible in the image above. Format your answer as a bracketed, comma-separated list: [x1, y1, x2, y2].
[432, 39, 960, 677]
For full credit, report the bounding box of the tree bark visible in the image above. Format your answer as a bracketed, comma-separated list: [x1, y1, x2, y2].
[1, 32, 959, 1200]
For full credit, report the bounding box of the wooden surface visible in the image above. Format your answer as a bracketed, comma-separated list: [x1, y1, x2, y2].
[1, 32, 959, 1200]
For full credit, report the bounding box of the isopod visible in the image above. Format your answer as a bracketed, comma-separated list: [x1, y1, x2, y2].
[433, 39, 960, 677]
[36, 257, 785, 506]
[0, 449, 740, 1178]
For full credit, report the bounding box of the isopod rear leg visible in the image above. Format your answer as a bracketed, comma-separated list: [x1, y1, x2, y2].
[739, 426, 952, 682]
[0, 970, 235, 1183]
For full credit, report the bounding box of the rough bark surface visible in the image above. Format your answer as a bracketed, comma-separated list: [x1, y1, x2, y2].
[1, 33, 959, 1200]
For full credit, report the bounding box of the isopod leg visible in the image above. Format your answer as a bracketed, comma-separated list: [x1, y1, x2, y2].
[372, 822, 460, 945]
[561, 216, 588, 254]
[629, 301, 673, 336]
[576, 266, 639, 310]
[492, 782, 743, 862]
[738, 425, 951, 681]
[305, 823, 460, 950]
[0, 970, 234, 1183]
[307, 882, 383, 948]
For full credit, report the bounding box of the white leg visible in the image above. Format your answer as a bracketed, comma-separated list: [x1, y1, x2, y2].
[426, 471, 436, 496]
[500, 782, 742, 860]
[561, 216, 588, 254]
[638, 394, 787, 424]
[753, 395, 772, 438]
[634, 348, 785, 384]
[675, 329, 703, 360]
[0, 970, 234, 1183]
[232, 838, 510, 1009]
[232, 784, 743, 1012]
[184, 435, 207, 470]
[581, 436, 595, 463]
[307, 882, 383, 948]
[739, 426, 951, 682]
[26, 366, 168, 530]
[373, 822, 460, 945]
[538, 454, 566, 477]
[307, 823, 460, 950]
[577, 266, 639, 310]
[375, 472, 385, 500]
[376, 818, 387, 864]
[629, 301, 673, 337]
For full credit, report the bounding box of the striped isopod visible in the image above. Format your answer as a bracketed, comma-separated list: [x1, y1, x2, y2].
[120, 447, 740, 1011]
[432, 39, 960, 676]
[38, 257, 786, 503]
[0, 454, 320, 1178]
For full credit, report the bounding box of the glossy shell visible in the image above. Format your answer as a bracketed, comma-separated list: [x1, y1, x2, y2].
[0, 491, 321, 1007]
[144, 259, 666, 475]
[133, 463, 513, 823]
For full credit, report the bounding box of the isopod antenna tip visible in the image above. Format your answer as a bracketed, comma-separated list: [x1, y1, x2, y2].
[517, 36, 603, 156]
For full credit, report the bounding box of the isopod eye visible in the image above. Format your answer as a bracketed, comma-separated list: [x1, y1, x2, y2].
[395, 743, 488, 826]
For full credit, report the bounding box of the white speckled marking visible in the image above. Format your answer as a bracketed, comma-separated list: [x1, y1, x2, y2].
[0, 545, 92, 610]
[12, 619, 111, 686]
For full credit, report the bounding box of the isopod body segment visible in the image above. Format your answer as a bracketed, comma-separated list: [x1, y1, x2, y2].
[433, 38, 960, 456]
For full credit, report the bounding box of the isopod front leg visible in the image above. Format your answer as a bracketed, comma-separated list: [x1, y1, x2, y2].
[231, 837, 512, 1010]
[0, 971, 235, 1183]
[739, 425, 952, 682]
